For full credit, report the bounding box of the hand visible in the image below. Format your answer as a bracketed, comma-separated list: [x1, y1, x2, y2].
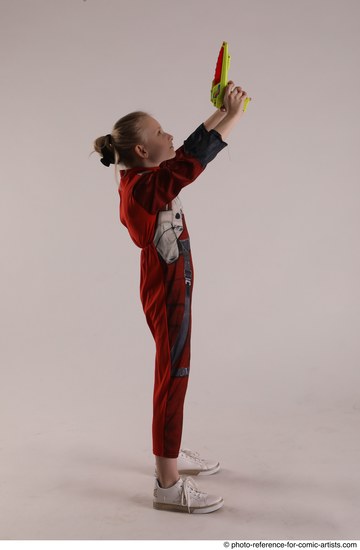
[221, 81, 249, 116]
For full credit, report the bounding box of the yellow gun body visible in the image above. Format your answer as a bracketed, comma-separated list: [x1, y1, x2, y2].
[211, 41, 251, 112]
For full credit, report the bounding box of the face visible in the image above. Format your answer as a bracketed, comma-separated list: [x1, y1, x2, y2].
[135, 116, 175, 166]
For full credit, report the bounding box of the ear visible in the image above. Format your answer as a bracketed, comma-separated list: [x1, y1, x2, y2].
[134, 144, 148, 159]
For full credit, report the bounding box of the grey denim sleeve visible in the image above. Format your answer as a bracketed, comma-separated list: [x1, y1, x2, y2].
[183, 123, 228, 168]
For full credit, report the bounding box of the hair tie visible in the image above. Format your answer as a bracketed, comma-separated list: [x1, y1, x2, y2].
[100, 134, 115, 166]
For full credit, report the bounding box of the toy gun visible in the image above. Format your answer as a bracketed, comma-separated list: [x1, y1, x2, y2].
[211, 41, 251, 112]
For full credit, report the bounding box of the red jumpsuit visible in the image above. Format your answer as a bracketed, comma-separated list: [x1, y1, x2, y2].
[118, 123, 227, 458]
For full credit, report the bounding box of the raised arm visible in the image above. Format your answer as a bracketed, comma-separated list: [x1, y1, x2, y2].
[132, 80, 249, 215]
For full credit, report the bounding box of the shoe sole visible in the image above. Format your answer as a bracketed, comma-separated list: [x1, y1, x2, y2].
[153, 498, 224, 514]
[179, 463, 220, 476]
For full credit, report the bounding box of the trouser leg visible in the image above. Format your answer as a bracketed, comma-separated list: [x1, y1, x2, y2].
[149, 239, 193, 458]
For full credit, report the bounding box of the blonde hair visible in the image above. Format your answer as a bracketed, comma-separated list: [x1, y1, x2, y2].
[92, 110, 150, 183]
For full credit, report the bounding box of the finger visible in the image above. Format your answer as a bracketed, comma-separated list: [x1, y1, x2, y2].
[226, 81, 234, 94]
[233, 89, 246, 98]
[229, 86, 240, 97]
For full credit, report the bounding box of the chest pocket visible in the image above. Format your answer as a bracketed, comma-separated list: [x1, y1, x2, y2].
[153, 196, 184, 264]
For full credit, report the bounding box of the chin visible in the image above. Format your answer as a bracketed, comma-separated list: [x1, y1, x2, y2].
[163, 152, 175, 163]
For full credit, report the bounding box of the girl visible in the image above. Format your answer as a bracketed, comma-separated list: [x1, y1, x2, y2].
[93, 81, 249, 514]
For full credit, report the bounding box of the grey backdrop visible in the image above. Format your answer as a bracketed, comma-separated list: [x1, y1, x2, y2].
[1, 0, 359, 541]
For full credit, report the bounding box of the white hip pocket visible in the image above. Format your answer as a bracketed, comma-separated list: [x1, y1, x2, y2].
[153, 200, 184, 264]
[153, 221, 180, 264]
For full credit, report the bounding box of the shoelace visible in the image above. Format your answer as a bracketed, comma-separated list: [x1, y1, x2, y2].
[180, 477, 203, 513]
[180, 448, 206, 466]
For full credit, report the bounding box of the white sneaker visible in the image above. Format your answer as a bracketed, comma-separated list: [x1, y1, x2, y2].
[153, 476, 224, 514]
[155, 448, 220, 477]
[177, 448, 220, 476]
